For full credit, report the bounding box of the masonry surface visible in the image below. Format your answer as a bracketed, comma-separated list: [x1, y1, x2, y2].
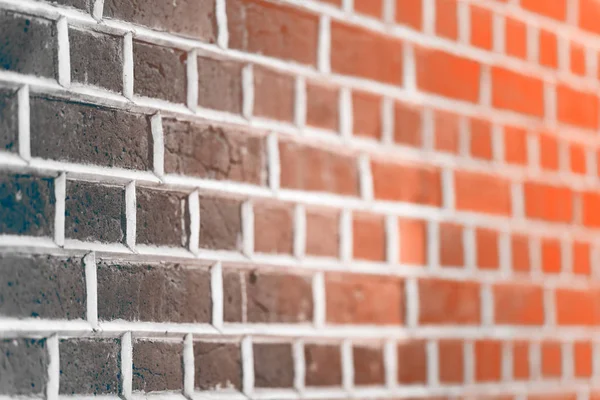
[0, 0, 600, 399]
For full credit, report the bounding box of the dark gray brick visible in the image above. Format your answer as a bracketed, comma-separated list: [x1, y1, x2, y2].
[194, 341, 241, 390]
[133, 341, 183, 392]
[37, 0, 91, 11]
[222, 269, 243, 323]
[96, 262, 211, 323]
[199, 196, 242, 251]
[30, 96, 151, 170]
[0, 87, 18, 153]
[0, 254, 86, 319]
[0, 339, 48, 396]
[253, 342, 294, 388]
[136, 187, 189, 247]
[197, 56, 243, 113]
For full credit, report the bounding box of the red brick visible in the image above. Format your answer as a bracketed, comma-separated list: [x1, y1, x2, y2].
[354, 0, 383, 18]
[439, 222, 464, 267]
[541, 341, 562, 378]
[253, 201, 294, 254]
[476, 228, 499, 270]
[574, 341, 593, 378]
[397, 340, 427, 384]
[371, 159, 442, 206]
[513, 341, 530, 380]
[305, 208, 339, 258]
[398, 218, 427, 266]
[557, 84, 599, 130]
[504, 126, 528, 165]
[279, 140, 359, 196]
[454, 171, 512, 216]
[306, 81, 339, 131]
[491, 67, 545, 117]
[521, 0, 567, 20]
[352, 91, 381, 140]
[470, 118, 493, 160]
[304, 344, 342, 387]
[579, 0, 600, 35]
[524, 182, 573, 223]
[511, 234, 530, 272]
[556, 288, 600, 326]
[434, 109, 460, 154]
[353, 212, 386, 262]
[493, 283, 545, 325]
[227, 0, 319, 65]
[529, 394, 577, 400]
[353, 345, 385, 385]
[418, 279, 480, 324]
[197, 56, 244, 114]
[573, 241, 591, 276]
[394, 101, 422, 147]
[570, 41, 587, 76]
[253, 66, 294, 122]
[325, 273, 404, 324]
[331, 21, 403, 84]
[583, 191, 600, 227]
[416, 47, 481, 102]
[475, 340, 502, 382]
[505, 17, 527, 59]
[438, 340, 464, 384]
[470, 5, 493, 50]
[539, 29, 558, 69]
[541, 238, 561, 274]
[395, 0, 422, 30]
[570, 142, 587, 175]
[538, 131, 559, 171]
[435, 0, 458, 40]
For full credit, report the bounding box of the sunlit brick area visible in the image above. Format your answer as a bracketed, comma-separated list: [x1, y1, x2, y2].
[1, 0, 600, 399]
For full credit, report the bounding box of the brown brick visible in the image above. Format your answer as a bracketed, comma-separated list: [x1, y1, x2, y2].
[253, 66, 295, 121]
[397, 340, 427, 384]
[352, 91, 381, 140]
[253, 201, 294, 254]
[223, 269, 243, 323]
[199, 196, 242, 251]
[353, 212, 386, 261]
[132, 341, 183, 392]
[304, 344, 342, 387]
[306, 81, 339, 131]
[353, 345, 385, 386]
[305, 208, 340, 258]
[439, 340, 464, 383]
[418, 279, 481, 325]
[136, 187, 189, 248]
[197, 56, 243, 114]
[253, 342, 294, 388]
[194, 341, 241, 390]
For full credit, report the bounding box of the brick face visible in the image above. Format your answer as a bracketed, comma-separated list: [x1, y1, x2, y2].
[304, 344, 342, 387]
[194, 341, 242, 390]
[253, 342, 294, 388]
[132, 340, 183, 392]
[0, 339, 48, 396]
[0, 87, 18, 153]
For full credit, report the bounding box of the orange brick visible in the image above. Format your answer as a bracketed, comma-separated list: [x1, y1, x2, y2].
[439, 222, 464, 267]
[524, 182, 573, 223]
[394, 101, 422, 147]
[371, 159, 442, 206]
[492, 67, 545, 117]
[395, 0, 422, 30]
[505, 17, 527, 60]
[397, 340, 427, 384]
[352, 212, 386, 261]
[470, 5, 493, 50]
[476, 228, 499, 270]
[579, 0, 600, 35]
[353, 0, 383, 18]
[573, 241, 591, 276]
[539, 29, 558, 69]
[419, 279, 480, 324]
[541, 238, 562, 274]
[415, 47, 481, 103]
[435, 0, 458, 40]
[434, 109, 460, 154]
[306, 81, 339, 131]
[511, 234, 530, 272]
[570, 142, 587, 175]
[513, 341, 530, 380]
[494, 283, 545, 325]
[352, 91, 381, 140]
[557, 84, 599, 130]
[504, 126, 528, 165]
[454, 171, 512, 216]
[583, 191, 600, 227]
[470, 118, 493, 160]
[475, 340, 502, 382]
[305, 208, 340, 258]
[438, 340, 464, 383]
[570, 41, 587, 76]
[538, 132, 559, 171]
[541, 341, 562, 378]
[574, 341, 593, 378]
[399, 218, 427, 266]
[521, 0, 567, 21]
[556, 288, 600, 326]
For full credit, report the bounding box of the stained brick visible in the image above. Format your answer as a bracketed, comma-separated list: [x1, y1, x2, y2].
[371, 159, 441, 206]
[136, 187, 189, 247]
[419, 279, 480, 324]
[197, 56, 243, 114]
[253, 201, 294, 254]
[253, 342, 294, 388]
[194, 341, 241, 390]
[0, 87, 18, 153]
[352, 212, 386, 262]
[353, 345, 385, 385]
[253, 66, 295, 121]
[305, 208, 340, 258]
[133, 341, 183, 392]
[304, 344, 342, 387]
[493, 283, 545, 325]
[0, 339, 48, 396]
[198, 196, 242, 251]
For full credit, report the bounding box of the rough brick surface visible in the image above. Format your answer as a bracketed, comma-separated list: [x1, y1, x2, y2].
[132, 341, 183, 392]
[0, 339, 48, 396]
[197, 56, 243, 113]
[253, 201, 294, 254]
[199, 196, 242, 251]
[136, 187, 189, 247]
[0, 87, 18, 152]
[253, 342, 294, 388]
[194, 341, 241, 390]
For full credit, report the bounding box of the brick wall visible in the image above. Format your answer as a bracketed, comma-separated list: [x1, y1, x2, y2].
[0, 0, 599, 399]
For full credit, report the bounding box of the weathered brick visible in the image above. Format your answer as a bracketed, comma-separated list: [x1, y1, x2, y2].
[524, 182, 572, 223]
[96, 261, 211, 323]
[0, 254, 85, 319]
[136, 187, 189, 247]
[306, 80, 339, 131]
[419, 279, 480, 324]
[253, 201, 294, 254]
[59, 339, 120, 395]
[397, 340, 427, 384]
[492, 67, 545, 117]
[0, 10, 57, 78]
[133, 340, 183, 392]
[65, 180, 125, 243]
[304, 344, 342, 387]
[438, 339, 464, 384]
[353, 345, 385, 385]
[198, 196, 242, 251]
[0, 339, 48, 396]
[103, 0, 216, 42]
[223, 269, 243, 322]
[305, 208, 340, 258]
[0, 172, 55, 237]
[253, 66, 295, 121]
[30, 96, 151, 170]
[163, 119, 266, 185]
[253, 342, 294, 388]
[69, 28, 123, 93]
[454, 170, 512, 216]
[352, 212, 386, 261]
[475, 340, 502, 382]
[556, 84, 599, 130]
[494, 283, 545, 326]
[439, 222, 464, 267]
[371, 159, 441, 205]
[194, 341, 241, 390]
[0, 87, 18, 153]
[197, 56, 243, 114]
[133, 41, 187, 104]
[326, 272, 404, 324]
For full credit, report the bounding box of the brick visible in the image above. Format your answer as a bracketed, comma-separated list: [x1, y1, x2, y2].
[306, 81, 339, 131]
[69, 28, 123, 93]
[418, 279, 480, 324]
[0, 254, 85, 319]
[326, 272, 404, 324]
[279, 140, 358, 196]
[570, 41, 586, 76]
[415, 47, 480, 102]
[395, 0, 422, 30]
[394, 101, 422, 147]
[59, 339, 120, 395]
[541, 341, 562, 378]
[555, 288, 600, 326]
[539, 29, 558, 69]
[397, 340, 427, 384]
[353, 345, 385, 385]
[133, 341, 183, 392]
[569, 142, 587, 174]
[434, 109, 460, 154]
[583, 191, 600, 227]
[538, 131, 559, 171]
[228, 0, 319, 65]
[0, 87, 18, 153]
[65, 180, 125, 243]
[354, 0, 383, 18]
[136, 187, 189, 247]
[493, 283, 544, 325]
[0, 10, 57, 78]
[163, 119, 266, 185]
[245, 270, 313, 323]
[0, 339, 48, 396]
[574, 341, 593, 378]
[352, 91, 381, 140]
[371, 159, 441, 206]
[353, 212, 386, 261]
[0, 172, 55, 237]
[529, 395, 577, 400]
[197, 56, 243, 114]
[475, 340, 502, 382]
[223, 269, 243, 322]
[304, 344, 342, 387]
[41, 0, 91, 10]
[470, 5, 493, 50]
[198, 196, 242, 251]
[253, 342, 294, 388]
[476, 228, 499, 270]
[439, 222, 464, 267]
[194, 341, 241, 390]
[97, 261, 211, 323]
[435, 0, 458, 40]
[573, 241, 591, 276]
[253, 66, 295, 121]
[505, 17, 527, 60]
[557, 84, 599, 130]
[470, 117, 493, 160]
[331, 21, 403, 84]
[511, 234, 530, 272]
[513, 341, 529, 379]
[438, 340, 464, 384]
[30, 96, 151, 170]
[455, 171, 512, 216]
[399, 218, 427, 266]
[253, 201, 294, 254]
[133, 41, 187, 104]
[103, 0, 216, 41]
[524, 182, 572, 223]
[521, 0, 566, 20]
[492, 67, 545, 117]
[305, 208, 340, 258]
[579, 0, 600, 35]
[542, 238, 561, 274]
[504, 126, 528, 165]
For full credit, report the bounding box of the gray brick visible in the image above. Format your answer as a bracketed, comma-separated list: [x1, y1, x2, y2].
[0, 87, 18, 153]
[253, 342, 294, 388]
[133, 341, 183, 392]
[37, 0, 91, 11]
[222, 269, 243, 323]
[136, 187, 189, 247]
[199, 196, 242, 251]
[0, 339, 48, 396]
